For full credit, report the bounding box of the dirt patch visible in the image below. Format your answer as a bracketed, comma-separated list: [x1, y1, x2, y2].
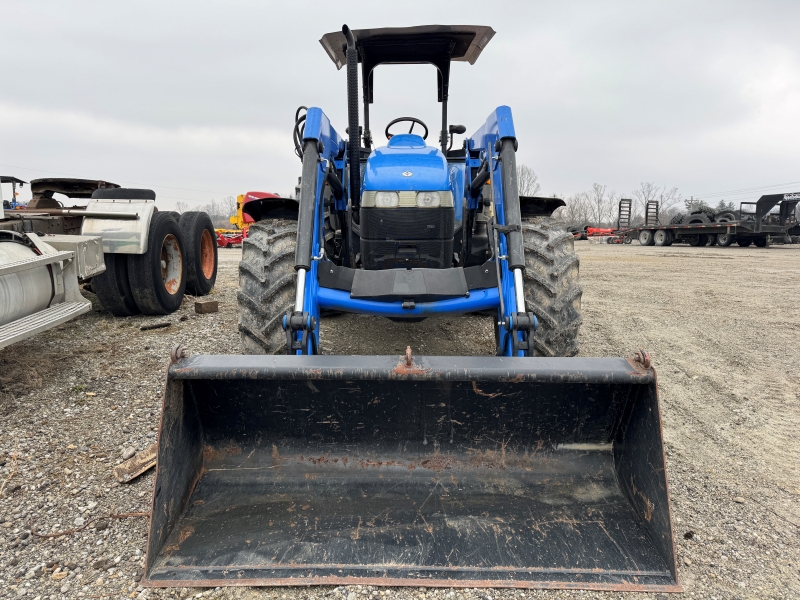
[0, 345, 76, 415]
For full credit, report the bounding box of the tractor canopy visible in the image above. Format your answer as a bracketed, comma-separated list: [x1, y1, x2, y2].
[320, 25, 495, 155]
[319, 25, 495, 72]
[319, 24, 494, 103]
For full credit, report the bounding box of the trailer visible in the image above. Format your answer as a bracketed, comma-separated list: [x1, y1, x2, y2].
[622, 193, 799, 247]
[1, 177, 219, 322]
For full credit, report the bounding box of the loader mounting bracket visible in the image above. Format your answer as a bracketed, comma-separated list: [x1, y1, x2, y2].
[283, 311, 317, 355]
[505, 311, 537, 357]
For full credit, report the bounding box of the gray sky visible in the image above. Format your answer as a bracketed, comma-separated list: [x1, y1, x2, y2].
[1, 1, 799, 209]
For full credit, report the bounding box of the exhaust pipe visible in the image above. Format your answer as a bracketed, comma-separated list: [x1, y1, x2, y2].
[343, 24, 360, 206]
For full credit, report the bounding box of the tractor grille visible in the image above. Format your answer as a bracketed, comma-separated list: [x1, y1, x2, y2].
[360, 208, 454, 241]
[360, 207, 455, 269]
[360, 239, 454, 270]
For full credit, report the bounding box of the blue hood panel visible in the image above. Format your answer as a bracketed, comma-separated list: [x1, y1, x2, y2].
[363, 134, 450, 191]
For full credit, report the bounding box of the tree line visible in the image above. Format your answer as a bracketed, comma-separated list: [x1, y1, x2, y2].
[517, 165, 738, 228]
[173, 166, 743, 230]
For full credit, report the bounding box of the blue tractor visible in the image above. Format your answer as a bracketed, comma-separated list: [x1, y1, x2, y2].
[238, 25, 581, 357]
[144, 25, 679, 592]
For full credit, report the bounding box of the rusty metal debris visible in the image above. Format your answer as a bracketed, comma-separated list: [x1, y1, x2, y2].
[140, 322, 171, 332]
[113, 443, 157, 483]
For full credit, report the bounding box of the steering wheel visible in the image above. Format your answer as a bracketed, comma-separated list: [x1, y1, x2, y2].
[385, 117, 429, 140]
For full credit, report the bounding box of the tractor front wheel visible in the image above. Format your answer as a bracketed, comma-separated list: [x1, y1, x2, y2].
[237, 220, 297, 354]
[520, 217, 583, 357]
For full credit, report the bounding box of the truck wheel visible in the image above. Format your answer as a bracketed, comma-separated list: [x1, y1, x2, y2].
[736, 238, 752, 247]
[688, 234, 708, 247]
[653, 229, 672, 246]
[716, 233, 734, 246]
[638, 230, 655, 246]
[521, 217, 583, 357]
[179, 212, 218, 296]
[754, 237, 768, 248]
[237, 220, 297, 354]
[127, 212, 187, 315]
[91, 253, 140, 316]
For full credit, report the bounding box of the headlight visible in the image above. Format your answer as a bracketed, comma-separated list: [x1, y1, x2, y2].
[416, 191, 441, 208]
[375, 191, 399, 208]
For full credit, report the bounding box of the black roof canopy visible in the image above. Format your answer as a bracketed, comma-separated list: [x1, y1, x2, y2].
[0, 176, 27, 185]
[320, 25, 495, 70]
[320, 25, 495, 104]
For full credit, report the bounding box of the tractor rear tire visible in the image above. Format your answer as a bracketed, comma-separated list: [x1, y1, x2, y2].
[91, 253, 140, 317]
[127, 212, 187, 315]
[521, 217, 583, 357]
[179, 211, 218, 296]
[237, 220, 297, 354]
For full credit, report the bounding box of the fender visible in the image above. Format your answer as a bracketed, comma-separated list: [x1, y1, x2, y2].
[519, 196, 566, 218]
[242, 197, 300, 222]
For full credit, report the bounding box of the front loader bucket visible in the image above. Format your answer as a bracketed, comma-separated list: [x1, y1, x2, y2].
[144, 354, 680, 592]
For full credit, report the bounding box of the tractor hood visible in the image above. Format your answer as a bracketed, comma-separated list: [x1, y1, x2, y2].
[362, 134, 450, 191]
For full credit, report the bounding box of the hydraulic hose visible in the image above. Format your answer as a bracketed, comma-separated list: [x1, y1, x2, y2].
[470, 162, 490, 197]
[343, 24, 360, 207]
[293, 106, 308, 160]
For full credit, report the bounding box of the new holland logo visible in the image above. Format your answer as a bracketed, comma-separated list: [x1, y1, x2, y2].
[784, 193, 800, 200]
[402, 171, 413, 177]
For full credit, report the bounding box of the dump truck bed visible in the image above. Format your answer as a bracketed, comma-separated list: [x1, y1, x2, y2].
[144, 354, 679, 591]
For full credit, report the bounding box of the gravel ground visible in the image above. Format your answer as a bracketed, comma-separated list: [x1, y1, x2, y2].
[0, 243, 798, 600]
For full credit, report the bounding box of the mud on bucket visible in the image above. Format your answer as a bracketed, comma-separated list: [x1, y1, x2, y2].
[144, 353, 679, 592]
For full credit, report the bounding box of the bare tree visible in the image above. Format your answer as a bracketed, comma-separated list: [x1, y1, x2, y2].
[656, 187, 681, 223]
[631, 182, 659, 220]
[516, 164, 541, 197]
[607, 189, 620, 226]
[632, 182, 682, 224]
[221, 196, 237, 217]
[588, 183, 609, 226]
[175, 201, 189, 213]
[556, 191, 591, 227]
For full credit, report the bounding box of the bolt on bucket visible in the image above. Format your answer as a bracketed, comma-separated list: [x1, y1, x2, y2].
[144, 352, 680, 592]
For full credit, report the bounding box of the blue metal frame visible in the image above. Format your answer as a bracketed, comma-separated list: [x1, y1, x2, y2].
[291, 106, 526, 356]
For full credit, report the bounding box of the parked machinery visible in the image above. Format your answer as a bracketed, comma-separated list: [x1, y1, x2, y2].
[1, 177, 218, 324]
[0, 178, 102, 347]
[214, 191, 282, 248]
[628, 194, 800, 248]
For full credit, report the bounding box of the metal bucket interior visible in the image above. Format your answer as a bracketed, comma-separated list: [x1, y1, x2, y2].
[144, 354, 679, 592]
